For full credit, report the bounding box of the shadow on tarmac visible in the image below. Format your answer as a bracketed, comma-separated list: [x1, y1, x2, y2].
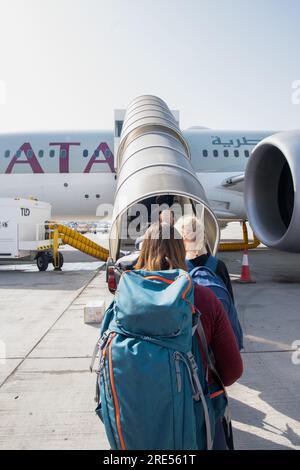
[230, 393, 300, 450]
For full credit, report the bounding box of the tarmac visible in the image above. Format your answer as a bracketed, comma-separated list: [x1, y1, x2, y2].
[0, 240, 300, 450]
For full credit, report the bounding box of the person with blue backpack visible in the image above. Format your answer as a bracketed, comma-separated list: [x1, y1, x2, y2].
[175, 214, 235, 303]
[175, 214, 244, 449]
[174, 214, 243, 349]
[92, 222, 243, 450]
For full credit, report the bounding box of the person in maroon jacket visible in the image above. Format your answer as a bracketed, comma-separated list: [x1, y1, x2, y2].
[135, 222, 243, 448]
[193, 283, 242, 387]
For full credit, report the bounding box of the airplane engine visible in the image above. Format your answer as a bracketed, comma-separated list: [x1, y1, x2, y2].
[244, 130, 300, 252]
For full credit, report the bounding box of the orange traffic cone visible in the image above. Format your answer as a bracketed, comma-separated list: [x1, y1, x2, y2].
[236, 249, 256, 283]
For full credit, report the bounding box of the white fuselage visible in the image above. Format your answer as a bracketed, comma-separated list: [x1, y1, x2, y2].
[0, 128, 273, 220]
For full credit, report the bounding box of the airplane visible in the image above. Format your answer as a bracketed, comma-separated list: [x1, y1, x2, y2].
[0, 128, 270, 220]
[0, 124, 298, 253]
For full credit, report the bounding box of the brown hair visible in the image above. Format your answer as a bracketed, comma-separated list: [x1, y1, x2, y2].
[135, 222, 187, 271]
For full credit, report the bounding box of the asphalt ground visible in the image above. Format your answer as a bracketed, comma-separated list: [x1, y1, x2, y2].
[0, 230, 299, 449]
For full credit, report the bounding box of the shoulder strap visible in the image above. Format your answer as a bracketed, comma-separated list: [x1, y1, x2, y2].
[195, 308, 217, 375]
[185, 259, 195, 272]
[194, 307, 233, 440]
[205, 255, 218, 273]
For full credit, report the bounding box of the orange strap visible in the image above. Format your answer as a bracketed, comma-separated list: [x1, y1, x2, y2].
[210, 389, 225, 399]
[182, 276, 192, 299]
[144, 275, 192, 300]
[108, 334, 126, 450]
[144, 275, 173, 284]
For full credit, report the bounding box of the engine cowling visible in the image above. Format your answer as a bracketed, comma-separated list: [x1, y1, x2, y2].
[244, 130, 300, 252]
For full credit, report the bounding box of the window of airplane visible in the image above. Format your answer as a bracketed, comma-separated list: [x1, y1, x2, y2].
[64, 183, 68, 188]
[50, 150, 55, 158]
[224, 150, 229, 157]
[96, 194, 100, 199]
[60, 149, 67, 158]
[245, 150, 250, 158]
[105, 149, 111, 158]
[213, 150, 218, 157]
[16, 150, 21, 158]
[85, 194, 89, 199]
[188, 133, 246, 172]
[234, 150, 239, 158]
[202, 150, 208, 157]
[5, 150, 10, 158]
[95, 149, 100, 157]
[38, 150, 44, 158]
[83, 149, 89, 158]
[27, 149, 33, 159]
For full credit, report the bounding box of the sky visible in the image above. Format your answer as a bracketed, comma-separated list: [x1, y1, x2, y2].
[0, 0, 300, 133]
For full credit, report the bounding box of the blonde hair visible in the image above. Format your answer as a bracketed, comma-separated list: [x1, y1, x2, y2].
[174, 214, 206, 259]
[159, 209, 174, 225]
[135, 222, 186, 271]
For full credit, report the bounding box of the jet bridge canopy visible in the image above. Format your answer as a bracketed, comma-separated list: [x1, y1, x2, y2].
[109, 95, 220, 262]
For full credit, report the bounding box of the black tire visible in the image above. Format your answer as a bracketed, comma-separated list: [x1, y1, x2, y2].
[37, 253, 49, 271]
[52, 252, 64, 270]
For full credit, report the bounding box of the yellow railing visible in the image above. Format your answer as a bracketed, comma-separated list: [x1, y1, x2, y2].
[219, 221, 260, 252]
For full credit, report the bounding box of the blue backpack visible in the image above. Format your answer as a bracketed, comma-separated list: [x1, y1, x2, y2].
[90, 269, 231, 450]
[186, 256, 244, 350]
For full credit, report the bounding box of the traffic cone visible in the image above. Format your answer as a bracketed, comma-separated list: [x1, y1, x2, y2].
[236, 249, 256, 283]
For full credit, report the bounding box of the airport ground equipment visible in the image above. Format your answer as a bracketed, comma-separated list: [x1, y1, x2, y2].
[0, 197, 109, 271]
[0, 198, 57, 271]
[219, 221, 260, 252]
[106, 95, 220, 291]
[49, 223, 109, 264]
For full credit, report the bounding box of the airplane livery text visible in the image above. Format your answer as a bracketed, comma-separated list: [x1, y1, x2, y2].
[0, 141, 115, 174]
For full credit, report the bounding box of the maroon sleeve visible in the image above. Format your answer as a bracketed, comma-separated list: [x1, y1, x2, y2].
[194, 283, 243, 386]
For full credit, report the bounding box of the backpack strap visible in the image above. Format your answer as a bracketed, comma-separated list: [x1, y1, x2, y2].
[195, 309, 218, 375]
[205, 255, 218, 274]
[187, 352, 213, 451]
[185, 259, 195, 272]
[174, 349, 214, 450]
[195, 307, 234, 449]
